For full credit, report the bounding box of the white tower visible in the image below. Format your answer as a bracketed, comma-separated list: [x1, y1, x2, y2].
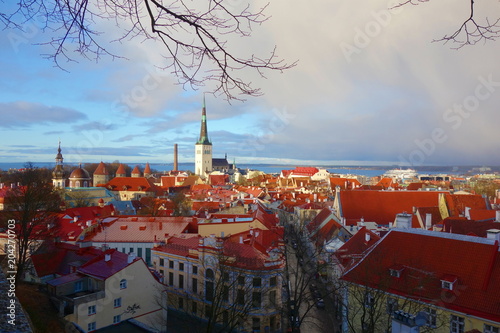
[195, 97, 212, 177]
[52, 140, 66, 188]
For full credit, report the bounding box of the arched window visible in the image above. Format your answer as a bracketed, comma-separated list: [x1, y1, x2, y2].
[120, 279, 127, 289]
[205, 269, 214, 302]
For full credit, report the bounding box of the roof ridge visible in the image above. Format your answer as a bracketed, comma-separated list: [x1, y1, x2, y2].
[393, 228, 497, 245]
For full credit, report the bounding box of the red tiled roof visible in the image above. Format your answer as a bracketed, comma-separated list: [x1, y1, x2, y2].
[335, 226, 380, 269]
[469, 209, 497, 221]
[86, 216, 191, 243]
[376, 177, 399, 189]
[339, 190, 445, 226]
[442, 217, 500, 238]
[445, 193, 487, 217]
[94, 161, 109, 175]
[144, 162, 152, 174]
[342, 229, 500, 322]
[104, 177, 158, 193]
[77, 249, 139, 280]
[330, 177, 361, 190]
[131, 165, 141, 175]
[116, 163, 126, 175]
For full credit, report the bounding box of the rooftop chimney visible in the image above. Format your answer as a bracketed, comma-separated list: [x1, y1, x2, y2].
[127, 252, 136, 264]
[486, 229, 500, 243]
[395, 212, 412, 229]
[496, 210, 500, 223]
[365, 232, 371, 243]
[173, 143, 178, 171]
[425, 213, 432, 229]
[105, 253, 111, 262]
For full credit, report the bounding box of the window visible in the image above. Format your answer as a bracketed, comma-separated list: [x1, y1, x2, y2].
[179, 274, 184, 289]
[450, 315, 464, 333]
[169, 260, 174, 269]
[270, 276, 277, 287]
[120, 279, 127, 289]
[179, 263, 184, 271]
[238, 275, 245, 285]
[222, 285, 229, 302]
[113, 315, 121, 324]
[159, 258, 164, 266]
[252, 291, 261, 308]
[269, 290, 277, 307]
[178, 297, 184, 310]
[386, 298, 398, 314]
[364, 293, 375, 308]
[74, 280, 83, 292]
[206, 269, 214, 280]
[169, 272, 174, 286]
[484, 324, 500, 333]
[442, 280, 454, 290]
[192, 301, 197, 314]
[252, 317, 261, 332]
[88, 305, 96, 315]
[253, 277, 262, 287]
[137, 247, 143, 258]
[193, 265, 198, 275]
[425, 307, 437, 327]
[223, 272, 230, 282]
[88, 322, 96, 331]
[129, 247, 134, 254]
[389, 268, 403, 278]
[237, 289, 245, 305]
[114, 297, 122, 308]
[206, 281, 214, 302]
[205, 305, 212, 318]
[192, 278, 198, 293]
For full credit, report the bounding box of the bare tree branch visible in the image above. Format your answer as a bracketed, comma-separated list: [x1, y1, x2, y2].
[1, 0, 297, 100]
[392, 0, 500, 49]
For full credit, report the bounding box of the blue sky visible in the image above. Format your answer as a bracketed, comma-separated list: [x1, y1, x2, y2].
[1, 1, 500, 167]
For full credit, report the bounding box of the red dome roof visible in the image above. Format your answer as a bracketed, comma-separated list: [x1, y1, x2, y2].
[69, 167, 90, 179]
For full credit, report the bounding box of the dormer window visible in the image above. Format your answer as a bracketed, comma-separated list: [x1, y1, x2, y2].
[440, 275, 457, 290]
[389, 265, 404, 278]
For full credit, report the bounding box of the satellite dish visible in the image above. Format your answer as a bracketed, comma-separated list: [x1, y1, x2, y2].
[414, 311, 429, 327]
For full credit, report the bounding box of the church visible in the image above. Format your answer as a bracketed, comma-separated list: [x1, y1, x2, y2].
[194, 98, 231, 177]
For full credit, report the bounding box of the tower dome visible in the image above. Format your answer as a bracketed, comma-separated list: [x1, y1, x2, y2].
[69, 164, 91, 188]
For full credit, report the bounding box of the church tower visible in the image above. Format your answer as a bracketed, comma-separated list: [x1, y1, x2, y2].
[195, 97, 212, 177]
[52, 140, 66, 188]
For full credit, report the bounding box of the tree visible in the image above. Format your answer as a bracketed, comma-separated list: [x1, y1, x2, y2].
[154, 235, 284, 333]
[278, 209, 340, 333]
[0, 0, 295, 100]
[171, 192, 192, 216]
[1, 164, 61, 284]
[394, 0, 500, 48]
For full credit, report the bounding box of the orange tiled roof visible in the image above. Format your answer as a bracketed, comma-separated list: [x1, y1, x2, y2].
[445, 193, 487, 217]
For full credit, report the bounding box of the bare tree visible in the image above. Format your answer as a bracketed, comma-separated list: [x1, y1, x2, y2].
[0, 164, 61, 284]
[0, 0, 295, 100]
[155, 236, 283, 333]
[394, 0, 500, 48]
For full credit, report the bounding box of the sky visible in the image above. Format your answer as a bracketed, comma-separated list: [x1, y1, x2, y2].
[1, 0, 500, 168]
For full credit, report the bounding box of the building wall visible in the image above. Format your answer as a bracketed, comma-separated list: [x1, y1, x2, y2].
[67, 260, 165, 333]
[152, 248, 283, 333]
[197, 219, 270, 237]
[92, 242, 154, 266]
[342, 283, 500, 333]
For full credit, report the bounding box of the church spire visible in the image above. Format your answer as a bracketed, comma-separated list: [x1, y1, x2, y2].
[197, 96, 211, 145]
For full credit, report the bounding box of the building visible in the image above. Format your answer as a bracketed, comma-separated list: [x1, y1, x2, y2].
[339, 228, 500, 333]
[195, 98, 212, 177]
[52, 140, 66, 188]
[47, 249, 167, 333]
[152, 228, 284, 333]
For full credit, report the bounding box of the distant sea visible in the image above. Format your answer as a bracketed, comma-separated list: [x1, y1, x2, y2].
[0, 162, 474, 177]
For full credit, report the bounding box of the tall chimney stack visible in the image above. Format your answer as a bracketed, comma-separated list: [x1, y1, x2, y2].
[173, 143, 178, 171]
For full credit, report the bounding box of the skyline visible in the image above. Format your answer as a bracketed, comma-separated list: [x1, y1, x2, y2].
[1, 1, 500, 167]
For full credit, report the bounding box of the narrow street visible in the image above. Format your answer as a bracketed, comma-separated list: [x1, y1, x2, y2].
[284, 239, 339, 333]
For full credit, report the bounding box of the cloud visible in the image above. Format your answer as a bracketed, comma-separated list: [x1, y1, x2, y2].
[0, 101, 87, 128]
